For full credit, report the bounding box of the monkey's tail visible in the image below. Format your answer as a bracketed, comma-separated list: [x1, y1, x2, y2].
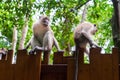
[74, 38, 79, 80]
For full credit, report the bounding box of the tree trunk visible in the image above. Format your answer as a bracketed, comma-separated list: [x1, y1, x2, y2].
[12, 27, 17, 54]
[18, 18, 28, 50]
[111, 0, 120, 62]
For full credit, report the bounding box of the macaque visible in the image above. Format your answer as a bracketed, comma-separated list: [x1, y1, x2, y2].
[74, 21, 99, 54]
[73, 22, 99, 80]
[26, 15, 60, 53]
[0, 48, 7, 55]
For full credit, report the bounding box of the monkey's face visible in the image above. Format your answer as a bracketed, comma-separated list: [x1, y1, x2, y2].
[39, 16, 50, 27]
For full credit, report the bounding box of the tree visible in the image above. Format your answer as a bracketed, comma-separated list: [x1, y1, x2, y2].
[111, 0, 120, 62]
[0, 0, 114, 53]
[0, 0, 34, 50]
[111, 0, 120, 48]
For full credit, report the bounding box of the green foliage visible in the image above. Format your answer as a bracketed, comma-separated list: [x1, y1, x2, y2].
[0, 0, 34, 49]
[0, 0, 114, 53]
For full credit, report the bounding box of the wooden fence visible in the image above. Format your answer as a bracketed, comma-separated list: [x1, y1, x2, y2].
[0, 50, 42, 80]
[42, 48, 119, 80]
[0, 48, 119, 80]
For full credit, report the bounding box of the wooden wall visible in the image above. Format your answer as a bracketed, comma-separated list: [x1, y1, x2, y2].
[0, 48, 119, 80]
[53, 48, 119, 80]
[0, 50, 42, 80]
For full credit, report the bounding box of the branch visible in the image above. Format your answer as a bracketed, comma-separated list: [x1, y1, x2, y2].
[70, 0, 90, 12]
[18, 17, 28, 50]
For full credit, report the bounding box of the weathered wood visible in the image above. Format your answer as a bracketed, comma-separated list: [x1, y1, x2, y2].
[0, 48, 119, 80]
[78, 64, 90, 80]
[41, 64, 67, 80]
[0, 50, 14, 80]
[67, 58, 75, 80]
[14, 49, 42, 80]
[89, 48, 101, 80]
[53, 51, 64, 64]
[42, 51, 50, 64]
[112, 48, 119, 80]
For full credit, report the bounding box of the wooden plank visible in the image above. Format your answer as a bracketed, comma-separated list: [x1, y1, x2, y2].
[62, 56, 74, 64]
[53, 51, 64, 64]
[24, 50, 42, 80]
[78, 48, 84, 64]
[77, 48, 90, 80]
[67, 58, 75, 80]
[112, 48, 119, 80]
[15, 50, 42, 80]
[14, 50, 28, 80]
[78, 64, 90, 80]
[100, 54, 113, 80]
[89, 48, 101, 80]
[0, 50, 14, 80]
[42, 51, 50, 64]
[41, 64, 67, 80]
[4, 50, 14, 80]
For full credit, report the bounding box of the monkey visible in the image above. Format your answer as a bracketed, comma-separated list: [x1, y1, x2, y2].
[0, 48, 7, 60]
[42, 30, 60, 51]
[74, 21, 99, 55]
[73, 21, 99, 80]
[0, 48, 7, 55]
[26, 15, 61, 54]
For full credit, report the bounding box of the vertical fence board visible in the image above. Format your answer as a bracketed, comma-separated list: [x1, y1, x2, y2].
[5, 50, 14, 80]
[78, 48, 90, 80]
[41, 64, 67, 80]
[0, 50, 13, 80]
[78, 64, 90, 80]
[15, 50, 42, 80]
[67, 58, 75, 80]
[53, 51, 64, 64]
[112, 48, 119, 80]
[42, 51, 50, 64]
[14, 50, 28, 80]
[63, 56, 74, 64]
[100, 54, 113, 80]
[90, 48, 101, 80]
[24, 50, 42, 80]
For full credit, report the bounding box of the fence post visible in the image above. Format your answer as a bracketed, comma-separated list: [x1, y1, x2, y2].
[89, 48, 101, 80]
[112, 48, 119, 80]
[0, 50, 14, 80]
[14, 49, 42, 80]
[53, 51, 64, 64]
[42, 51, 50, 64]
